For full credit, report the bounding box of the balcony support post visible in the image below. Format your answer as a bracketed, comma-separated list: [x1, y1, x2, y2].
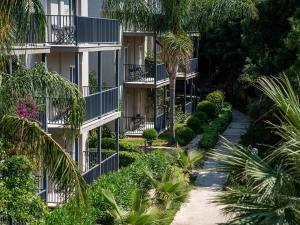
[154, 88, 157, 131]
[164, 86, 167, 129]
[41, 53, 48, 203]
[190, 79, 193, 103]
[74, 52, 80, 85]
[115, 50, 119, 110]
[8, 57, 12, 74]
[184, 80, 187, 113]
[97, 127, 102, 166]
[153, 34, 157, 84]
[115, 118, 120, 170]
[74, 52, 80, 166]
[98, 51, 102, 115]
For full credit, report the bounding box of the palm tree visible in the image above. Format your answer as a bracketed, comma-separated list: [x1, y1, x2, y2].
[176, 148, 203, 176]
[101, 189, 164, 225]
[0, 0, 45, 70]
[212, 75, 300, 225]
[103, 0, 257, 144]
[145, 168, 189, 210]
[0, 63, 87, 203]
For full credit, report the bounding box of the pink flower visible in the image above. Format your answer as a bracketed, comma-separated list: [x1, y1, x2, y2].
[17, 96, 38, 120]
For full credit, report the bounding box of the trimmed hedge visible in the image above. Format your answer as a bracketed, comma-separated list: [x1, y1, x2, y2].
[186, 116, 203, 133]
[103, 150, 140, 168]
[199, 108, 232, 149]
[196, 100, 217, 119]
[46, 151, 169, 225]
[102, 138, 141, 153]
[206, 90, 225, 110]
[142, 128, 158, 146]
[193, 111, 208, 122]
[176, 127, 196, 146]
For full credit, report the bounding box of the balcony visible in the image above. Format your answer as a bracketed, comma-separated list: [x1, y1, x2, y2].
[46, 15, 120, 45]
[47, 87, 118, 126]
[177, 58, 199, 80]
[123, 63, 169, 87]
[123, 113, 167, 136]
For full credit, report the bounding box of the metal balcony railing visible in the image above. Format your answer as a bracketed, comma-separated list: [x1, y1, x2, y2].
[82, 153, 118, 184]
[85, 87, 118, 121]
[124, 63, 168, 84]
[123, 116, 155, 134]
[46, 15, 120, 45]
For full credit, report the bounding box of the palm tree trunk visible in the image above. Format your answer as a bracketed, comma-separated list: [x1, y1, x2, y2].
[169, 76, 176, 145]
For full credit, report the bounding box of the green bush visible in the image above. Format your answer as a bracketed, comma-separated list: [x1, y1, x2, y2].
[206, 90, 225, 110]
[101, 138, 115, 150]
[102, 138, 141, 152]
[176, 127, 196, 146]
[196, 100, 217, 118]
[90, 151, 170, 224]
[103, 150, 140, 168]
[142, 128, 158, 146]
[186, 116, 203, 133]
[199, 126, 219, 149]
[193, 111, 208, 122]
[199, 107, 232, 149]
[46, 151, 169, 225]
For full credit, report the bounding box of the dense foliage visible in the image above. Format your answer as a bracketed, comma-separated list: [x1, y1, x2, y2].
[45, 151, 190, 225]
[0, 141, 46, 224]
[213, 76, 300, 224]
[198, 0, 300, 154]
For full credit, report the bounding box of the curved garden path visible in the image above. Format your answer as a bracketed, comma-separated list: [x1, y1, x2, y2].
[171, 110, 250, 225]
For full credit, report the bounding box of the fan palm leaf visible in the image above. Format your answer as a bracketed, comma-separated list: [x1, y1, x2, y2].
[213, 75, 300, 224]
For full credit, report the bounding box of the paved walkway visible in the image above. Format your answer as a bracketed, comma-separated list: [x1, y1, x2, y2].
[171, 110, 250, 225]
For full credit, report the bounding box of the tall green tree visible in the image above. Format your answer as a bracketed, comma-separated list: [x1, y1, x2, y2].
[0, 64, 87, 204]
[213, 75, 300, 224]
[103, 0, 257, 144]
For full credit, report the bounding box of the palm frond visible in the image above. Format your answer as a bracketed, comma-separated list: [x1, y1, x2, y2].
[0, 0, 45, 70]
[0, 115, 87, 204]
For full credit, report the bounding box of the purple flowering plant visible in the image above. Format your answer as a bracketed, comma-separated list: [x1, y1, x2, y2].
[17, 96, 38, 120]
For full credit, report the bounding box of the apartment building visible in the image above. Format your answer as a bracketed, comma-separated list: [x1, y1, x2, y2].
[10, 0, 121, 206]
[121, 30, 199, 136]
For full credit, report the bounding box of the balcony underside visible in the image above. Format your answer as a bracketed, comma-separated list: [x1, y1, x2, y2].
[48, 111, 121, 133]
[176, 72, 199, 80]
[123, 78, 169, 88]
[49, 43, 122, 52]
[10, 44, 50, 55]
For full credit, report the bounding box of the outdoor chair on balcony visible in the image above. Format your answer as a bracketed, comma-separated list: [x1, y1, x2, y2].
[51, 24, 75, 44]
[128, 66, 148, 82]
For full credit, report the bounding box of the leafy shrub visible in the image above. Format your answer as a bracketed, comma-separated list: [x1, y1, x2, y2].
[196, 100, 217, 118]
[103, 150, 140, 168]
[89, 151, 169, 224]
[175, 105, 189, 124]
[0, 144, 47, 224]
[102, 126, 113, 138]
[199, 126, 219, 149]
[142, 128, 158, 146]
[102, 138, 141, 152]
[186, 116, 203, 133]
[46, 151, 169, 225]
[199, 106, 232, 149]
[206, 90, 224, 110]
[101, 138, 115, 150]
[120, 140, 141, 152]
[193, 111, 208, 122]
[176, 127, 196, 146]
